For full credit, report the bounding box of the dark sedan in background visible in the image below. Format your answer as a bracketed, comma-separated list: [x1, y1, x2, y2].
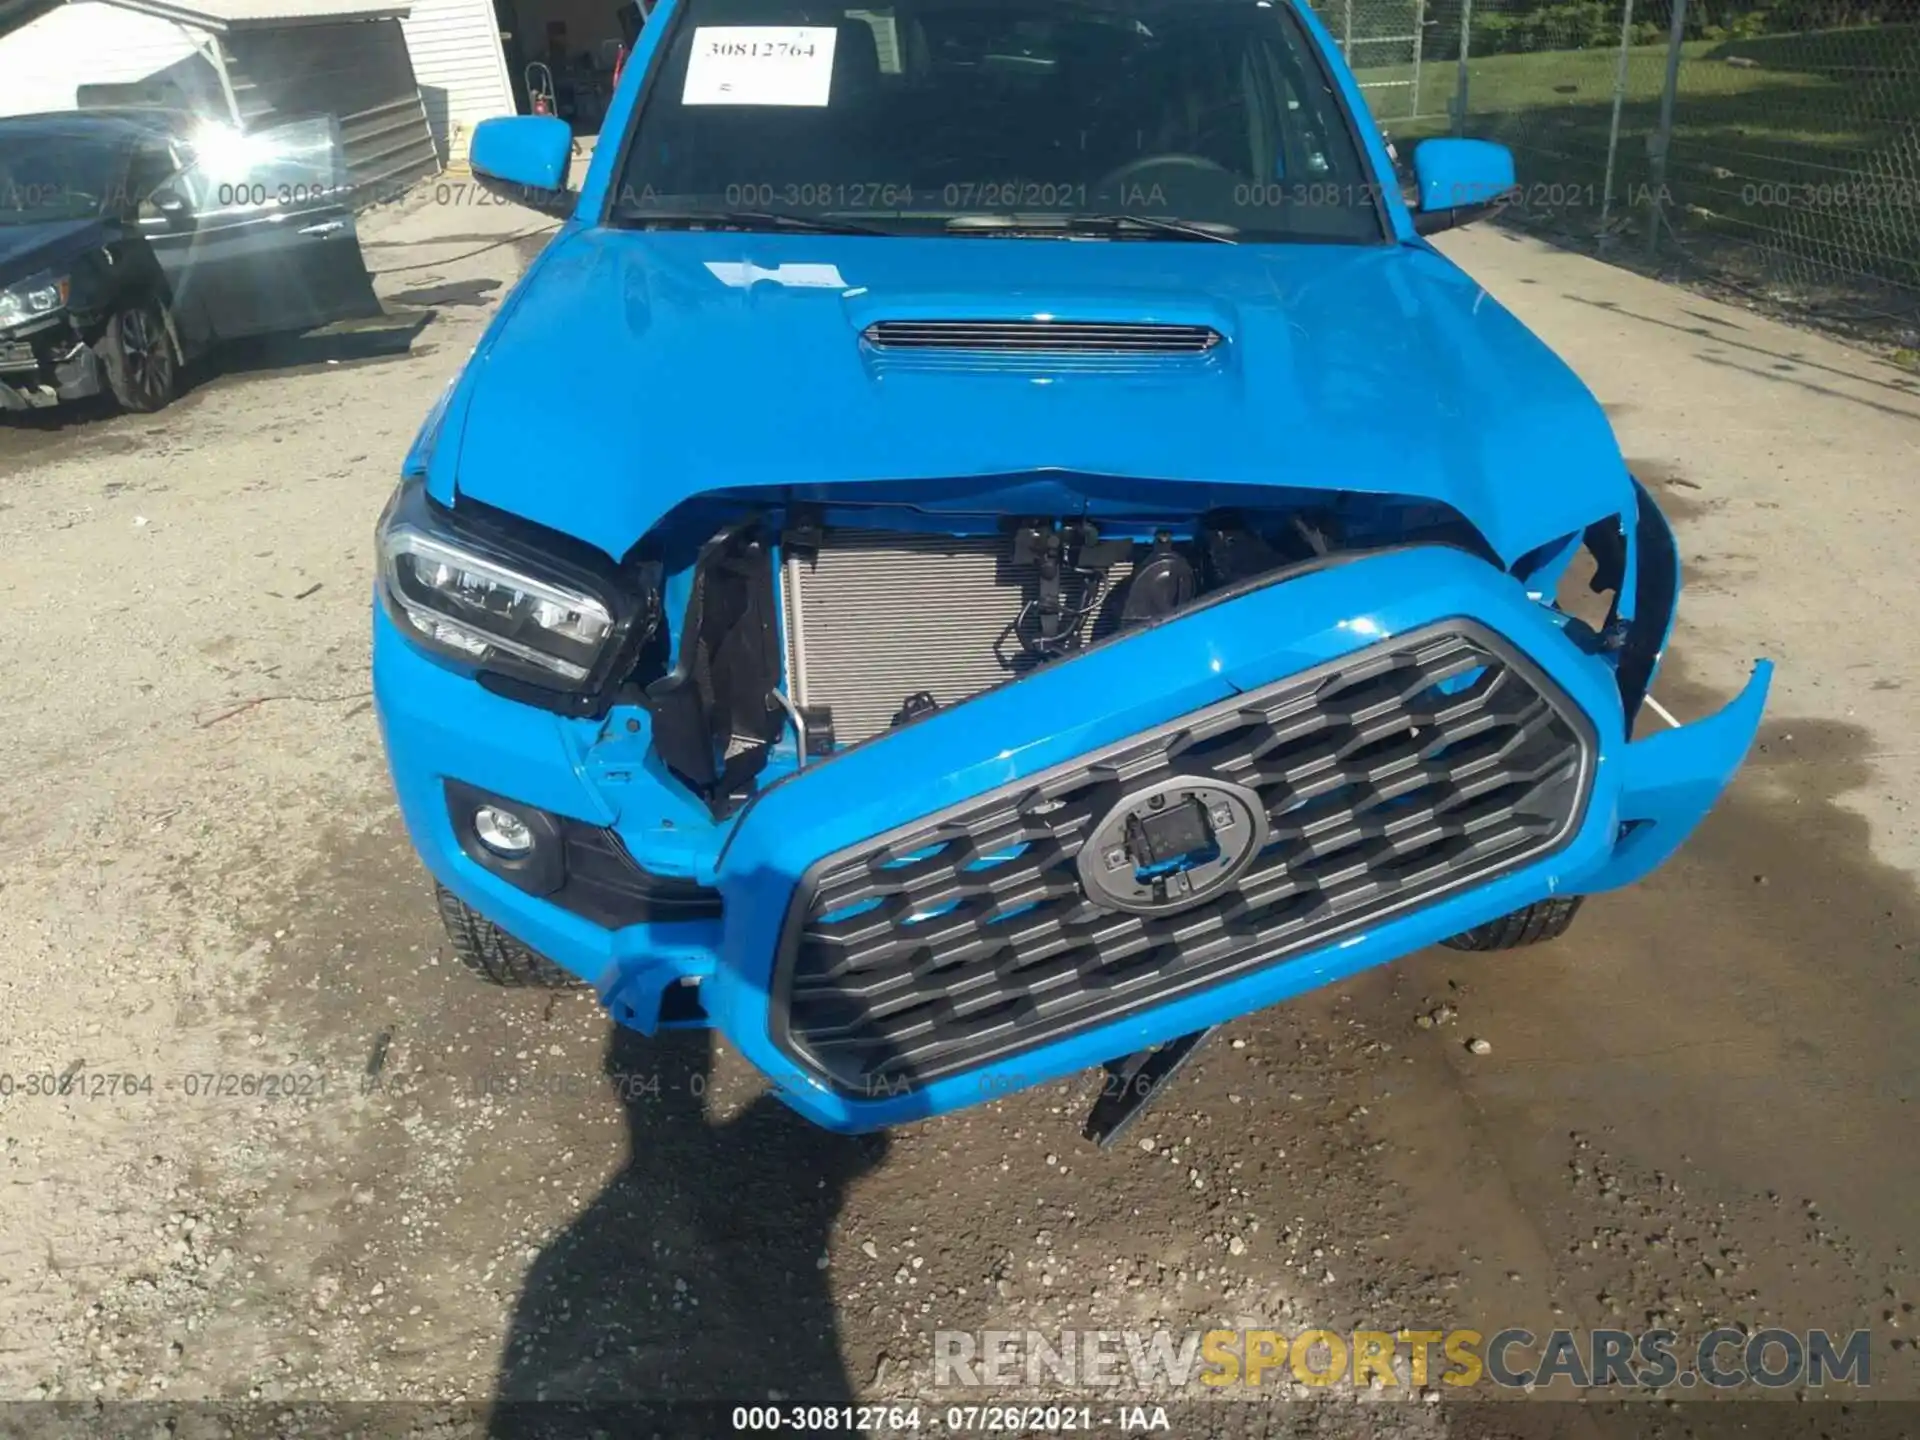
[0, 108, 383, 414]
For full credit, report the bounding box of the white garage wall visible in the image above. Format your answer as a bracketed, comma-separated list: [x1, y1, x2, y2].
[399, 0, 514, 162]
[0, 2, 207, 116]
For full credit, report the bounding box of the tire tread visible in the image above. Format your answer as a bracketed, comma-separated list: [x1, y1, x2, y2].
[1441, 896, 1584, 952]
[434, 885, 578, 987]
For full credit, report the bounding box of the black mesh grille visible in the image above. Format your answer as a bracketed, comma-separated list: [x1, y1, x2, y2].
[862, 320, 1223, 354]
[770, 623, 1593, 1095]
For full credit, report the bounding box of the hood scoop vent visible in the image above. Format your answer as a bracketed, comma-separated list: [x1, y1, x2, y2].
[862, 320, 1224, 356]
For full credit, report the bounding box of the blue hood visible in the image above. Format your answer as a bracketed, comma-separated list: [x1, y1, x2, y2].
[437, 228, 1633, 565]
[0, 218, 112, 287]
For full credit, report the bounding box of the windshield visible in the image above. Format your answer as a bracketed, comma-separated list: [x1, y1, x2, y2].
[0, 127, 130, 226]
[612, 0, 1385, 243]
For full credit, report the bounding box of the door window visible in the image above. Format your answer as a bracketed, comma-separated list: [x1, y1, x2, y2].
[171, 118, 345, 222]
[124, 140, 180, 217]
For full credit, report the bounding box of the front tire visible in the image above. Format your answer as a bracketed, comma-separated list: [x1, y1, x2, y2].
[1442, 896, 1584, 951]
[435, 885, 580, 987]
[97, 294, 178, 413]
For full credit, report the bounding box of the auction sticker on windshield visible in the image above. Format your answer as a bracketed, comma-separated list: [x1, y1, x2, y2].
[683, 27, 839, 106]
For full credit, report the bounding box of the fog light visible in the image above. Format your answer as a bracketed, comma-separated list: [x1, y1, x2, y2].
[474, 805, 535, 857]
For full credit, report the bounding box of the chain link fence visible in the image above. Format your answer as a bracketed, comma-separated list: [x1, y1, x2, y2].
[1318, 0, 1920, 339]
[1318, 0, 1433, 121]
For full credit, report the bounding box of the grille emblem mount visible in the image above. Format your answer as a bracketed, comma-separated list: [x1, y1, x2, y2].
[1076, 776, 1270, 916]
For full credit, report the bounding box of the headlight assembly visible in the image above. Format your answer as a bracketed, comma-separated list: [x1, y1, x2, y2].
[0, 270, 70, 330]
[376, 479, 659, 703]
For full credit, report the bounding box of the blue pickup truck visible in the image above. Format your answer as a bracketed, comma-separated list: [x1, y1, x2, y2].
[372, 0, 1770, 1139]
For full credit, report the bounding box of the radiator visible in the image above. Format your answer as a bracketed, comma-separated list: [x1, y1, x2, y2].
[780, 529, 1133, 747]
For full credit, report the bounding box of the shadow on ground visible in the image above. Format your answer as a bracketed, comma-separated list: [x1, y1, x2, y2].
[0, 392, 120, 434]
[209, 312, 436, 379]
[387, 278, 503, 310]
[489, 1027, 887, 1437]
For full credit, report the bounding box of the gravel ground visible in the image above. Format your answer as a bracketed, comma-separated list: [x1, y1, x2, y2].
[0, 194, 1915, 1439]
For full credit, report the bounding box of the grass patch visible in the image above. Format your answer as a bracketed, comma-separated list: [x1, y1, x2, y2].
[1355, 25, 1920, 298]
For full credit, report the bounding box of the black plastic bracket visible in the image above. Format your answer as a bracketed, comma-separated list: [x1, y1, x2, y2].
[782, 503, 825, 557]
[1616, 482, 1679, 721]
[798, 705, 836, 754]
[891, 691, 939, 728]
[1012, 523, 1068, 646]
[1064, 518, 1132, 572]
[1081, 1027, 1217, 1149]
[643, 519, 782, 815]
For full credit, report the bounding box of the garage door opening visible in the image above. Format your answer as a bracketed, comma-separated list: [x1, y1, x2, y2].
[492, 0, 641, 136]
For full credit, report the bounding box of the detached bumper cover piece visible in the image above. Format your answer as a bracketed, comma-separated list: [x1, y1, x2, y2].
[712, 545, 1768, 1128]
[775, 622, 1593, 1095]
[377, 543, 1769, 1132]
[0, 332, 102, 410]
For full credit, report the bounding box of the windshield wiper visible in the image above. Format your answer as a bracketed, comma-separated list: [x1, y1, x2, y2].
[615, 208, 890, 236]
[945, 213, 1239, 244]
[1074, 213, 1241, 244]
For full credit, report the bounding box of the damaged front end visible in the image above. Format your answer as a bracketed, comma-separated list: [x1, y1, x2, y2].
[625, 492, 1512, 819]
[373, 471, 1769, 1134]
[0, 313, 105, 412]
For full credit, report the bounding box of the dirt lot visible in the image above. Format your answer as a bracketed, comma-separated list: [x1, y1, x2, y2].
[1, 195, 1915, 1439]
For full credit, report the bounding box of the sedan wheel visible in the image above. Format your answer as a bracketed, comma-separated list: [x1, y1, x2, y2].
[99, 297, 179, 413]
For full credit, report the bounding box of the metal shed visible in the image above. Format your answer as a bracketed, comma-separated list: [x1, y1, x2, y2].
[0, 0, 445, 200]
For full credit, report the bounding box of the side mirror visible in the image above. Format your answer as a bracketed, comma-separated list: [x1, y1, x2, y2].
[151, 185, 195, 230]
[1410, 139, 1516, 236]
[469, 116, 576, 218]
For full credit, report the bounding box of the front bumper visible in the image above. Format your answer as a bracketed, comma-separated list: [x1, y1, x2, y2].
[375, 542, 1769, 1132]
[0, 324, 103, 411]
